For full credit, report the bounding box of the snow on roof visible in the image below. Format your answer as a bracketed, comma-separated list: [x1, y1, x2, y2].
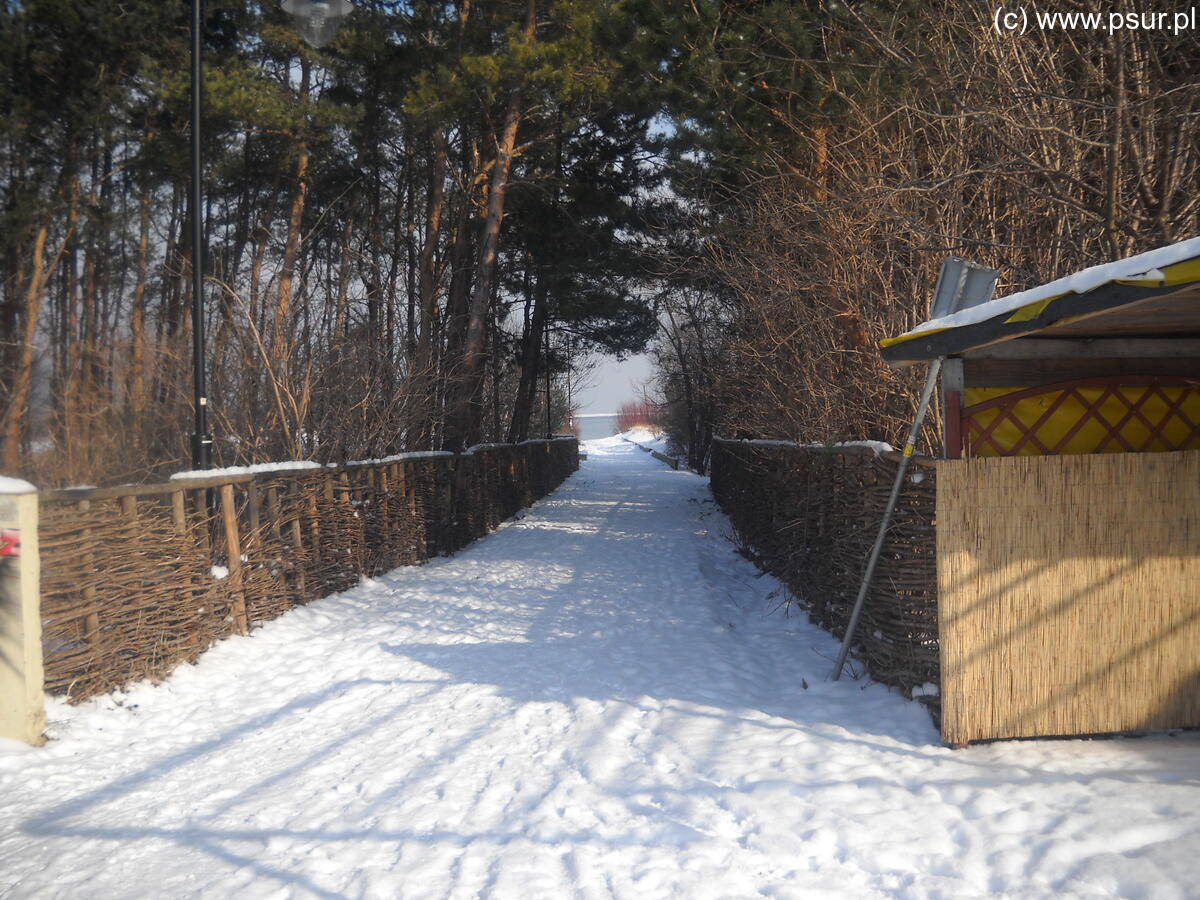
[0, 475, 36, 494]
[888, 235, 1200, 344]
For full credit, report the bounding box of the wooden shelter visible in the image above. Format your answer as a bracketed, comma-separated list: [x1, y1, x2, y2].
[880, 239, 1200, 745]
[882, 241, 1200, 458]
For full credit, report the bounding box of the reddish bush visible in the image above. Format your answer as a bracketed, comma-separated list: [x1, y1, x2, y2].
[616, 400, 657, 433]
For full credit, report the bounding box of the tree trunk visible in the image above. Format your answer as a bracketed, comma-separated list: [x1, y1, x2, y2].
[334, 214, 355, 339]
[409, 128, 448, 448]
[273, 58, 312, 374]
[506, 265, 548, 443]
[1, 209, 72, 471]
[127, 184, 152, 452]
[443, 0, 537, 449]
[437, 137, 481, 448]
[273, 139, 309, 368]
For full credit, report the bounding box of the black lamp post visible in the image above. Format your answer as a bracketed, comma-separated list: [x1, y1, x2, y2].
[189, 0, 212, 470]
[544, 316, 552, 440]
[187, 0, 354, 470]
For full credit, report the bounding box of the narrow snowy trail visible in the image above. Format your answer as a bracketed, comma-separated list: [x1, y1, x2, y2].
[2, 437, 1199, 899]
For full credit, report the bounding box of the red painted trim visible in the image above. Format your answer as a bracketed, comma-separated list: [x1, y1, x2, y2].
[945, 389, 963, 459]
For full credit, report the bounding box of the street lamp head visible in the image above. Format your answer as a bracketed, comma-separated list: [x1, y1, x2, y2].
[280, 0, 354, 48]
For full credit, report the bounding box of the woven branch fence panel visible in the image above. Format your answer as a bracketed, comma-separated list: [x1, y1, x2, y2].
[38, 438, 578, 702]
[709, 439, 939, 716]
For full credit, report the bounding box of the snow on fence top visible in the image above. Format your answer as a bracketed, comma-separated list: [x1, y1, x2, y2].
[342, 451, 457, 468]
[713, 436, 897, 455]
[160, 437, 576, 483]
[33, 437, 576, 500]
[712, 436, 940, 470]
[169, 460, 325, 481]
[517, 435, 579, 447]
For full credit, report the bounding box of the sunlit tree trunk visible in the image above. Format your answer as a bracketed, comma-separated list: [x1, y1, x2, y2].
[127, 184, 152, 452]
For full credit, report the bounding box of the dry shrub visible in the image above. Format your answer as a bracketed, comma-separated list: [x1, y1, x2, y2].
[615, 400, 657, 433]
[708, 4, 1200, 448]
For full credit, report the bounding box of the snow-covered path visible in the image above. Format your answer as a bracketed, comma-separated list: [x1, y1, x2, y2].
[2, 436, 1199, 899]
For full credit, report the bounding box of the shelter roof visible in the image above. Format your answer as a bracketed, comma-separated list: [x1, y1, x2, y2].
[881, 237, 1200, 365]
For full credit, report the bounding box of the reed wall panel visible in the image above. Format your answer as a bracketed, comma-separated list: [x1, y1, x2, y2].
[937, 451, 1200, 744]
[38, 439, 578, 702]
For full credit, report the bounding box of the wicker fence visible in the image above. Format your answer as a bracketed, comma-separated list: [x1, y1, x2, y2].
[709, 438, 939, 713]
[36, 438, 578, 702]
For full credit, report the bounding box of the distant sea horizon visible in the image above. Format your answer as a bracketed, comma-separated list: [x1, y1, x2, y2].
[573, 413, 620, 442]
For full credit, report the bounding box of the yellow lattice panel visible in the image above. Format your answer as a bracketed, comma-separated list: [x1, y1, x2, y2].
[963, 381, 1200, 457]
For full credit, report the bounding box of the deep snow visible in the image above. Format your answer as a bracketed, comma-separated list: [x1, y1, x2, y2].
[1, 435, 1199, 898]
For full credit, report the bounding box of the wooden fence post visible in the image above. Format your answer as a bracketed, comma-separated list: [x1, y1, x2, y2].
[79, 500, 100, 639]
[218, 483, 249, 635]
[0, 486, 45, 744]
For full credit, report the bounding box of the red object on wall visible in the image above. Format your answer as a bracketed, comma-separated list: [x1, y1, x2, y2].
[0, 529, 18, 557]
